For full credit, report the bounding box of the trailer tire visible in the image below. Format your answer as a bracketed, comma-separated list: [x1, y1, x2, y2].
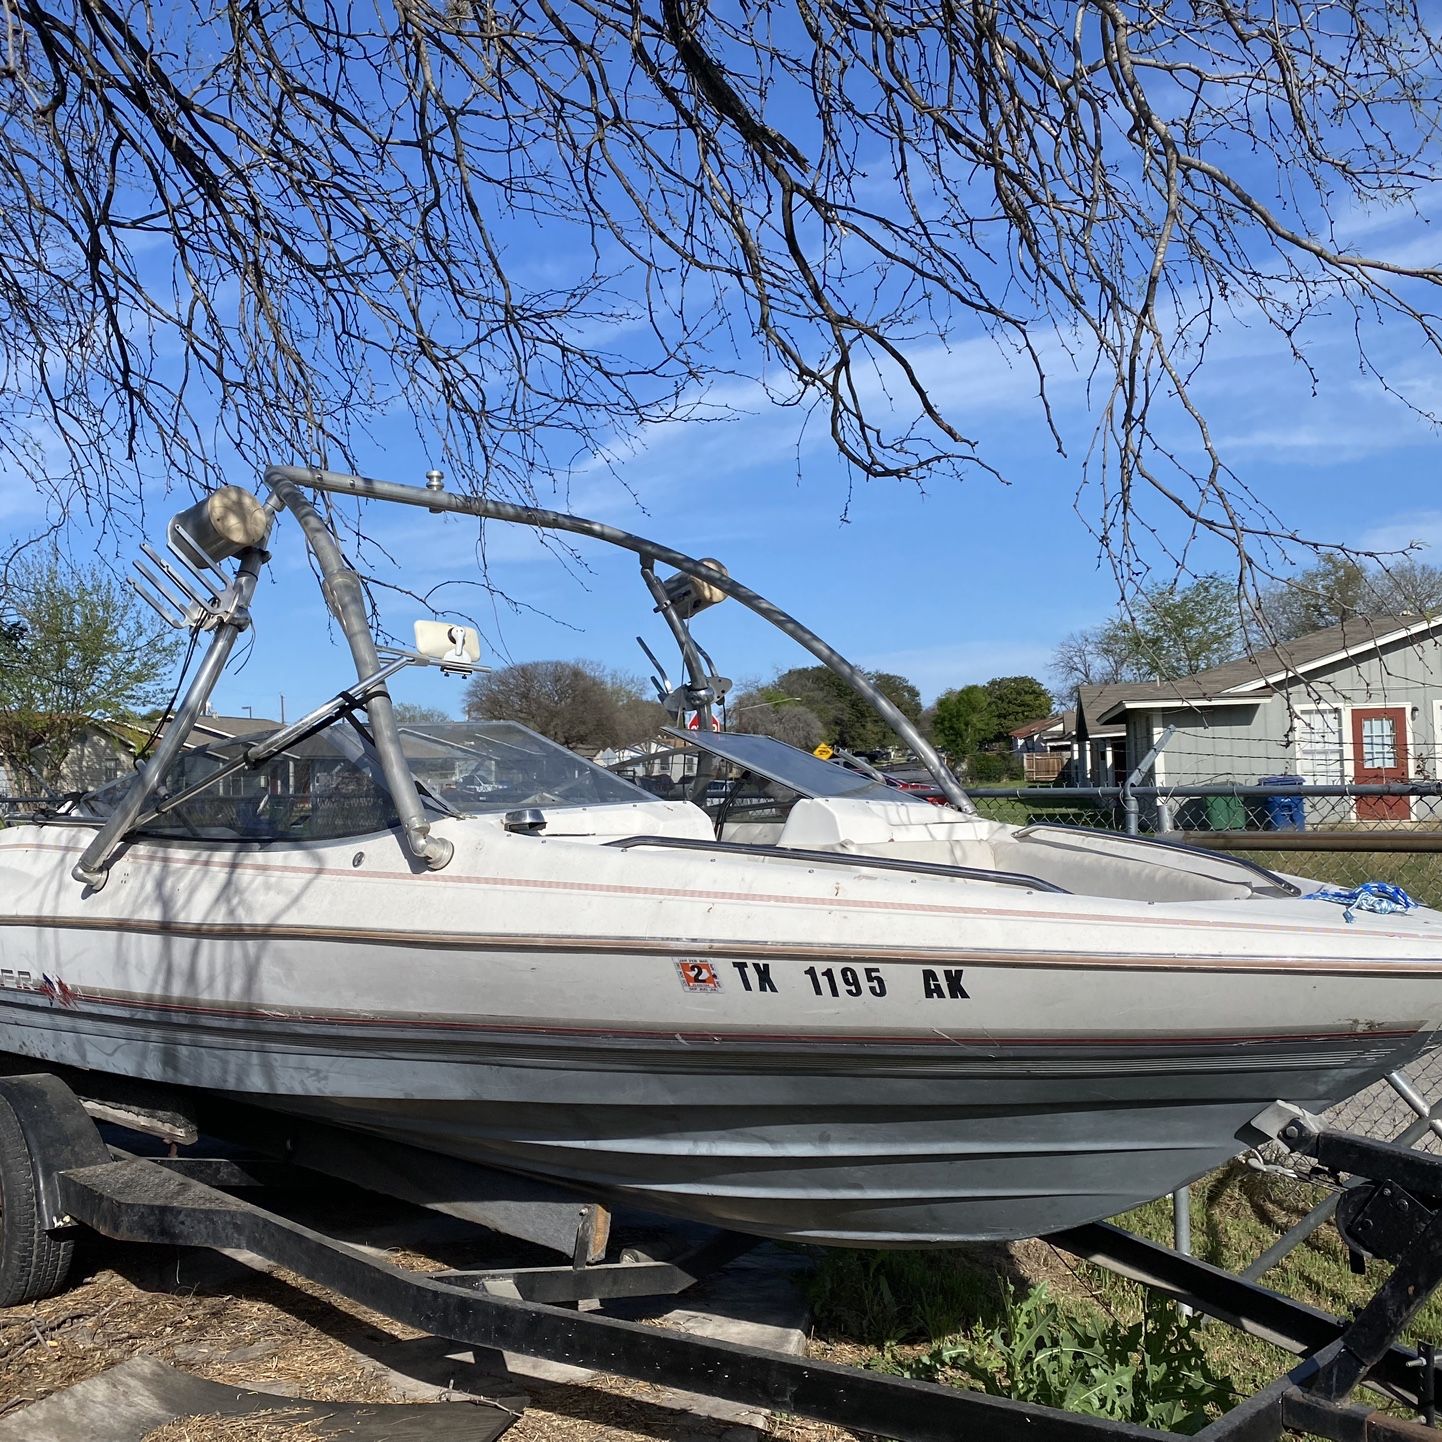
[0, 1093, 74, 1306]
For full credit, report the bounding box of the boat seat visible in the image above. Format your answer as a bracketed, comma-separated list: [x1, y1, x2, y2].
[772, 797, 1260, 902]
[989, 834, 1257, 903]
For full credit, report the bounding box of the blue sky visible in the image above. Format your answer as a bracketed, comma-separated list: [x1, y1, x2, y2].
[7, 276, 1439, 725]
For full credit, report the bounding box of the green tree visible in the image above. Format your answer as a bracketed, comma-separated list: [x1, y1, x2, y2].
[774, 665, 921, 752]
[728, 688, 825, 751]
[1051, 575, 1243, 694]
[463, 660, 664, 750]
[1258, 555, 1442, 641]
[981, 677, 1055, 743]
[930, 686, 994, 760]
[871, 674, 924, 728]
[1257, 556, 1370, 641]
[1120, 575, 1243, 679]
[1375, 557, 1442, 617]
[776, 667, 860, 747]
[0, 551, 183, 791]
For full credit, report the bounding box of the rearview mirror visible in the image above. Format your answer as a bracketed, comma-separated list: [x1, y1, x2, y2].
[414, 620, 481, 668]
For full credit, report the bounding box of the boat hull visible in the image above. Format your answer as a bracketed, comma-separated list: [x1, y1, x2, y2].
[0, 985, 1429, 1243]
[261, 1035, 1435, 1242]
[4, 821, 1442, 1243]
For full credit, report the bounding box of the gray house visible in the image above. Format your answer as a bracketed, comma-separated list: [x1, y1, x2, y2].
[0, 717, 150, 799]
[1073, 613, 1442, 824]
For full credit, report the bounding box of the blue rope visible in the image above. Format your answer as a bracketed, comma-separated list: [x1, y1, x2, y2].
[1303, 881, 1417, 924]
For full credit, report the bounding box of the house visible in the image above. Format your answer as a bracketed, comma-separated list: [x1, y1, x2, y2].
[0, 716, 150, 797]
[596, 735, 706, 786]
[1011, 702, 1128, 789]
[0, 711, 285, 802]
[187, 713, 280, 745]
[1070, 614, 1442, 825]
[1010, 712, 1075, 783]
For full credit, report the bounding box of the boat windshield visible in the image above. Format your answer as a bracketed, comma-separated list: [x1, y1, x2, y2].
[395, 721, 657, 814]
[77, 715, 656, 843]
[664, 729, 932, 806]
[83, 719, 404, 842]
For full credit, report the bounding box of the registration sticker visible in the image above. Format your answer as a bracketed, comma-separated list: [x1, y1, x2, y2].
[675, 959, 722, 993]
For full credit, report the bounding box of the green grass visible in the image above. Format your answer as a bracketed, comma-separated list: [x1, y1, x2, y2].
[971, 793, 1118, 829]
[804, 1163, 1442, 1428]
[807, 1245, 1015, 1350]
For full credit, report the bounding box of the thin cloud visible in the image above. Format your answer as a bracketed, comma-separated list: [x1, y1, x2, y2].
[1358, 510, 1442, 554]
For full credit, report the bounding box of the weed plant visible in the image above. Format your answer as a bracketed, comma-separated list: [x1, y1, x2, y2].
[874, 1284, 1230, 1434]
[806, 1162, 1442, 1434]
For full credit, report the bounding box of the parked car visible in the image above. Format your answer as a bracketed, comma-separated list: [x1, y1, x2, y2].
[833, 755, 945, 804]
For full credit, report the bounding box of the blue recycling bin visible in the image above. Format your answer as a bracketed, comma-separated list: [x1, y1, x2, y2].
[1259, 774, 1306, 831]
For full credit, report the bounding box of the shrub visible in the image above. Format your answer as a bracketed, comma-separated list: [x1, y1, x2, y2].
[966, 749, 1023, 783]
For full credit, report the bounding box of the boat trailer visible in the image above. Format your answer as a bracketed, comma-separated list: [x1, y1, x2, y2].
[4, 1073, 1442, 1441]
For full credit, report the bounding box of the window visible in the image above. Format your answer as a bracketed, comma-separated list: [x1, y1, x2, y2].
[1294, 706, 1343, 785]
[1361, 715, 1397, 770]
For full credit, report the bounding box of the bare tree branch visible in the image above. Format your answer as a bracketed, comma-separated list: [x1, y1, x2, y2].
[0, 0, 1439, 603]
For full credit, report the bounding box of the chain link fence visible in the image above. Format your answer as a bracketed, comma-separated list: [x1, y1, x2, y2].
[1327, 1059, 1442, 1153]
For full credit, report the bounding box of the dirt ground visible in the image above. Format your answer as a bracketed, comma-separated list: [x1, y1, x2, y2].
[0, 1199, 872, 1442]
[0, 1183, 1088, 1442]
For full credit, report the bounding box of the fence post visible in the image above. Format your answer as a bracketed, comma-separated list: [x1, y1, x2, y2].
[1122, 725, 1177, 835]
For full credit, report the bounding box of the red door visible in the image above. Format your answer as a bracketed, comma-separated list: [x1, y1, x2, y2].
[1351, 707, 1411, 821]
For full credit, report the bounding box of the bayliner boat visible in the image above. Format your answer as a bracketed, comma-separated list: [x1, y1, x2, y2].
[2, 466, 1440, 1245]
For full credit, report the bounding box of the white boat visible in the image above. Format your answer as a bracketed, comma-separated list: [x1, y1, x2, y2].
[2, 466, 1440, 1245]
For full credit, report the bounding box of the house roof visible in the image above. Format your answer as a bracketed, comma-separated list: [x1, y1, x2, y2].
[141, 712, 282, 746]
[1074, 685, 1141, 737]
[89, 717, 154, 752]
[1078, 612, 1442, 726]
[1090, 686, 1268, 724]
[1211, 613, 1440, 693]
[191, 714, 282, 738]
[1010, 712, 1068, 741]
